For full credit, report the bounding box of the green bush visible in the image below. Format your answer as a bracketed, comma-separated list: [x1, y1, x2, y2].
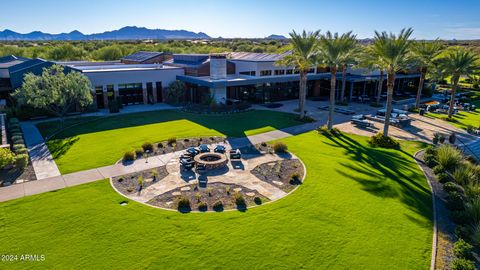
[425, 146, 437, 156]
[198, 201, 208, 211]
[9, 127, 21, 134]
[450, 211, 469, 225]
[157, 142, 163, 148]
[15, 154, 28, 169]
[141, 142, 154, 152]
[108, 99, 120, 113]
[11, 135, 23, 142]
[453, 164, 477, 186]
[0, 148, 15, 168]
[367, 133, 400, 149]
[176, 196, 191, 211]
[12, 138, 25, 145]
[451, 258, 475, 270]
[290, 173, 302, 185]
[453, 239, 474, 260]
[10, 132, 23, 138]
[273, 142, 288, 153]
[12, 144, 26, 151]
[8, 123, 20, 130]
[8, 118, 19, 124]
[433, 165, 445, 175]
[436, 144, 462, 172]
[444, 182, 464, 193]
[122, 151, 136, 162]
[213, 200, 223, 211]
[423, 153, 437, 168]
[446, 191, 465, 211]
[437, 172, 452, 183]
[14, 147, 28, 155]
[233, 192, 246, 207]
[254, 197, 262, 205]
[433, 132, 442, 145]
[135, 148, 144, 157]
[316, 125, 341, 137]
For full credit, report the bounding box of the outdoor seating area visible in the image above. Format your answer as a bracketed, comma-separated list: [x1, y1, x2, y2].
[180, 144, 240, 171]
[350, 115, 373, 128]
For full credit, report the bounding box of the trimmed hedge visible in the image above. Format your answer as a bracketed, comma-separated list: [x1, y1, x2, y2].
[15, 154, 28, 169]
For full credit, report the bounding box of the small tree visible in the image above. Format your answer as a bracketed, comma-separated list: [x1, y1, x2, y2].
[166, 80, 186, 104]
[12, 64, 93, 127]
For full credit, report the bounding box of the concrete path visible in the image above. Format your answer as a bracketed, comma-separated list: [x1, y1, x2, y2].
[20, 121, 61, 179]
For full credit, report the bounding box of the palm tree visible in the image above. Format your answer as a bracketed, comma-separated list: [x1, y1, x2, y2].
[318, 31, 356, 129]
[359, 47, 385, 106]
[276, 30, 321, 119]
[439, 48, 479, 118]
[411, 40, 443, 108]
[371, 28, 414, 137]
[338, 33, 361, 103]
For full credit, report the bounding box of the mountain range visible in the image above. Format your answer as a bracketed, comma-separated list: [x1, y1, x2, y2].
[0, 26, 211, 40]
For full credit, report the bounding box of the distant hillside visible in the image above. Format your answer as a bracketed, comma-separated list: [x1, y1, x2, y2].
[266, 34, 288, 40]
[0, 26, 211, 41]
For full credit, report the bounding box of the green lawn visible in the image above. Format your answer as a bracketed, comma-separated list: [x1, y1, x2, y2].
[426, 100, 480, 130]
[37, 110, 302, 174]
[0, 132, 432, 269]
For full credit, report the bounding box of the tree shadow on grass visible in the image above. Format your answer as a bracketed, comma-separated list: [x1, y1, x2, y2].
[47, 136, 79, 159]
[323, 133, 432, 220]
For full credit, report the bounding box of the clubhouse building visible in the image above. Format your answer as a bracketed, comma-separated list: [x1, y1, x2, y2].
[0, 51, 421, 108]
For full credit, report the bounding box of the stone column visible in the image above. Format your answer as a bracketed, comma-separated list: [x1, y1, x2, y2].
[102, 86, 109, 109]
[349, 81, 354, 101]
[142, 82, 148, 104]
[114, 84, 119, 99]
[210, 87, 227, 104]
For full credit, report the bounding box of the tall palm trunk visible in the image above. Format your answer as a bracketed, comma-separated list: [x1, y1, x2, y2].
[340, 64, 347, 102]
[383, 71, 395, 137]
[328, 66, 337, 129]
[415, 67, 426, 108]
[448, 75, 460, 118]
[298, 71, 307, 119]
[376, 70, 384, 105]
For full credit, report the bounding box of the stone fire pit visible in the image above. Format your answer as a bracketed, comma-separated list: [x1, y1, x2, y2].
[194, 152, 228, 170]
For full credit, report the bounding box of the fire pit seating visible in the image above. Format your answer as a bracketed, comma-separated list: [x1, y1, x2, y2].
[214, 145, 226, 153]
[186, 147, 199, 156]
[194, 152, 228, 170]
[199, 144, 210, 153]
[229, 149, 241, 160]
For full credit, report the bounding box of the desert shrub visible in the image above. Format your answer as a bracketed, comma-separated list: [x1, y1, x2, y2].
[289, 173, 302, 185]
[273, 142, 288, 153]
[176, 196, 191, 211]
[254, 197, 262, 205]
[464, 198, 480, 225]
[123, 151, 136, 162]
[233, 192, 246, 206]
[296, 115, 316, 123]
[437, 172, 452, 183]
[137, 175, 143, 188]
[446, 191, 465, 211]
[439, 135, 446, 144]
[157, 142, 163, 148]
[444, 182, 464, 194]
[316, 125, 341, 137]
[167, 137, 177, 145]
[135, 148, 144, 157]
[451, 258, 475, 270]
[453, 239, 474, 259]
[433, 132, 441, 144]
[141, 142, 154, 152]
[8, 123, 20, 130]
[9, 127, 21, 134]
[213, 200, 223, 211]
[423, 153, 437, 168]
[10, 132, 23, 138]
[465, 184, 480, 199]
[367, 133, 400, 149]
[466, 125, 475, 134]
[0, 148, 15, 168]
[15, 154, 28, 169]
[453, 164, 477, 186]
[436, 144, 462, 172]
[198, 201, 208, 211]
[12, 138, 25, 145]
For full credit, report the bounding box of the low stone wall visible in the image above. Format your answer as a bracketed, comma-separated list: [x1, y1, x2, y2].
[0, 114, 8, 148]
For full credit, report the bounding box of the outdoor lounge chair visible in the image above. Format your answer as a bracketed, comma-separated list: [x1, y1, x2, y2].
[351, 119, 372, 128]
[186, 147, 199, 156]
[196, 163, 206, 172]
[180, 159, 195, 170]
[214, 145, 226, 153]
[229, 149, 241, 160]
[199, 144, 210, 153]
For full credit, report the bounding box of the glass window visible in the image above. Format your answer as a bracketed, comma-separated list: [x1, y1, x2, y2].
[260, 70, 272, 76]
[274, 70, 285, 76]
[286, 69, 293, 74]
[239, 71, 255, 76]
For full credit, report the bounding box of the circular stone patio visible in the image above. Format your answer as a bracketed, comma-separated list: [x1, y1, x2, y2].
[110, 141, 306, 212]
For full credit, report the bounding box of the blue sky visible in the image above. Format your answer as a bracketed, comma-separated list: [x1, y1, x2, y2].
[1, 0, 479, 39]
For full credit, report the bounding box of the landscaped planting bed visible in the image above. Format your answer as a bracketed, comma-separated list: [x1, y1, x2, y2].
[112, 166, 168, 194]
[251, 159, 304, 192]
[147, 182, 268, 212]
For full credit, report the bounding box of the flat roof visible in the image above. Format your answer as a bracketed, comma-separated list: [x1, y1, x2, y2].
[72, 63, 182, 73]
[229, 51, 291, 62]
[121, 51, 166, 62]
[177, 73, 421, 88]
